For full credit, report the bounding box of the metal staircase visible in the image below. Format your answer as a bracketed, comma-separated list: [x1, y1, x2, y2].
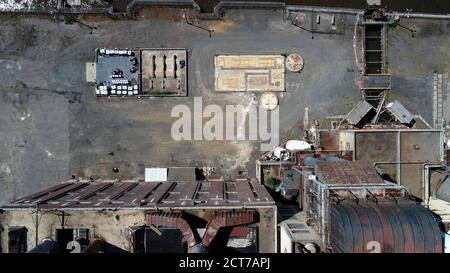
[361, 22, 389, 122]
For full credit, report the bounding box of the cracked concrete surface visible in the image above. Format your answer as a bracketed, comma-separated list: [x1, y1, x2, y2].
[0, 9, 449, 204]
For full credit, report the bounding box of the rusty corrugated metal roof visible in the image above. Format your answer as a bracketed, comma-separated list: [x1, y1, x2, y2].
[1, 178, 274, 210]
[315, 161, 384, 185]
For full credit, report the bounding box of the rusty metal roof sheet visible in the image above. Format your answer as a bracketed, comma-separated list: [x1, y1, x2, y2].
[330, 200, 443, 253]
[1, 179, 274, 210]
[315, 161, 384, 185]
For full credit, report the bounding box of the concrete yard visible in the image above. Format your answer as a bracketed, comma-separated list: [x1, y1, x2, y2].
[0, 7, 449, 205]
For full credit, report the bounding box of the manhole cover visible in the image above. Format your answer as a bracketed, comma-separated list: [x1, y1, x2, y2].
[286, 53, 304, 72]
[260, 92, 279, 111]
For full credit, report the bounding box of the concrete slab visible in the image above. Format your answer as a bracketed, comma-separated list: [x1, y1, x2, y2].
[85, 62, 96, 83]
[214, 55, 285, 92]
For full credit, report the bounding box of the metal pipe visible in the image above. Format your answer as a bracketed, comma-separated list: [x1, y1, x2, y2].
[34, 206, 39, 246]
[320, 185, 327, 247]
[286, 5, 360, 15]
[386, 12, 450, 20]
[286, 5, 450, 19]
[374, 161, 442, 165]
[374, 160, 441, 188]
[27, 238, 56, 253]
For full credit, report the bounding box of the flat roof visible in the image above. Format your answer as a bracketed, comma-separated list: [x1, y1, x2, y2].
[315, 161, 384, 185]
[2, 179, 274, 210]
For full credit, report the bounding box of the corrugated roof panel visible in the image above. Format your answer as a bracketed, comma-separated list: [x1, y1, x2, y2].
[1, 179, 275, 210]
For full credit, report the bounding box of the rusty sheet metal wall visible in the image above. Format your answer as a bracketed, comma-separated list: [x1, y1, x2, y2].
[318, 131, 339, 150]
[400, 132, 442, 198]
[2, 179, 274, 210]
[330, 200, 443, 253]
[315, 161, 384, 185]
[400, 131, 441, 162]
[353, 130, 443, 199]
[355, 131, 398, 181]
[447, 149, 450, 166]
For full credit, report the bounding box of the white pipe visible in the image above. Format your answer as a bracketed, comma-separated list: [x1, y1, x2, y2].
[286, 5, 450, 20]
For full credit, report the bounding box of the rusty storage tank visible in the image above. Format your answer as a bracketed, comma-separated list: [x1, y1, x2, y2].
[330, 200, 443, 253]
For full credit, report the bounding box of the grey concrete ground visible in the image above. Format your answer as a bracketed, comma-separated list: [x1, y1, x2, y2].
[0, 8, 448, 204]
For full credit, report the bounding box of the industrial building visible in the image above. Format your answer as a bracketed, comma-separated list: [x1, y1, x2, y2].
[0, 178, 276, 253]
[256, 7, 450, 253]
[0, 2, 449, 255]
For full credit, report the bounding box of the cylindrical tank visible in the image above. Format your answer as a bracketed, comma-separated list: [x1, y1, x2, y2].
[27, 238, 57, 253]
[330, 200, 443, 253]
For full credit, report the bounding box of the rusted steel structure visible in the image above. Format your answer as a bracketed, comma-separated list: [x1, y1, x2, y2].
[447, 149, 450, 166]
[3, 179, 273, 210]
[315, 161, 384, 185]
[330, 200, 443, 253]
[0, 178, 277, 253]
[312, 128, 445, 200]
[293, 160, 443, 253]
[355, 8, 391, 123]
[200, 210, 256, 249]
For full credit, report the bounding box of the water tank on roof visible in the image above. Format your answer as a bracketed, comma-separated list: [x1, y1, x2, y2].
[330, 200, 443, 253]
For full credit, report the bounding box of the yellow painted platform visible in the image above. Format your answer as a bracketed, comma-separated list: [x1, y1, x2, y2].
[214, 55, 285, 92]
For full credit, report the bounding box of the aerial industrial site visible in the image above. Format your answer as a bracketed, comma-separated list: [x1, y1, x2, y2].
[0, 0, 449, 258]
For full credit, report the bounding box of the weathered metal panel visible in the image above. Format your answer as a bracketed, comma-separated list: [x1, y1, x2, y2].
[201, 210, 256, 247]
[400, 131, 442, 199]
[330, 200, 443, 253]
[346, 100, 375, 127]
[147, 211, 199, 247]
[355, 131, 398, 182]
[318, 131, 339, 150]
[69, 183, 113, 201]
[12, 183, 74, 204]
[385, 100, 414, 124]
[315, 161, 384, 185]
[447, 150, 450, 166]
[2, 179, 275, 210]
[400, 165, 423, 199]
[32, 183, 88, 205]
[119, 182, 161, 205]
[101, 183, 138, 202]
[362, 74, 391, 90]
[400, 131, 441, 162]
